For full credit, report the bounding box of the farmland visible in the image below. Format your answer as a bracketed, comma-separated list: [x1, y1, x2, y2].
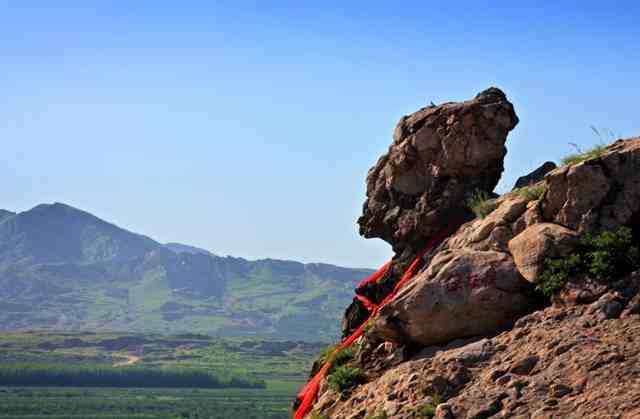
[0, 331, 322, 419]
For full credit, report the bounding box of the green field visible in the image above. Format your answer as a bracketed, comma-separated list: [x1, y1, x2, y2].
[0, 387, 293, 419]
[0, 331, 322, 419]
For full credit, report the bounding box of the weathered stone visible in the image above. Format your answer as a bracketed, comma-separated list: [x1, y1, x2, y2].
[541, 138, 640, 233]
[512, 161, 557, 190]
[448, 196, 528, 252]
[372, 249, 534, 346]
[508, 223, 579, 283]
[358, 87, 518, 254]
[509, 355, 539, 375]
[549, 383, 572, 398]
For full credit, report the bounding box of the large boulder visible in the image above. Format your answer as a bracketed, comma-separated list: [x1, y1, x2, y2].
[372, 249, 534, 346]
[508, 223, 579, 283]
[358, 87, 519, 253]
[541, 138, 640, 233]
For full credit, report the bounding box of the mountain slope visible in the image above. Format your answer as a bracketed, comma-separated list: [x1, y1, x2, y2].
[0, 203, 372, 341]
[0, 203, 158, 267]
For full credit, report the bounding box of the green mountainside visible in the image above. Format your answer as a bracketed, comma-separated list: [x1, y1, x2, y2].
[0, 203, 372, 341]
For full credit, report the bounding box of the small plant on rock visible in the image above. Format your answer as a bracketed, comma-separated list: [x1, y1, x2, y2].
[513, 184, 545, 201]
[318, 343, 339, 364]
[467, 190, 497, 219]
[561, 127, 614, 166]
[537, 226, 640, 297]
[415, 403, 436, 418]
[309, 411, 330, 419]
[367, 409, 388, 419]
[327, 366, 366, 393]
[561, 144, 607, 166]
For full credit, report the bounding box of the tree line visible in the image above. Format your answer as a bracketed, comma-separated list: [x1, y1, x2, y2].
[0, 363, 265, 389]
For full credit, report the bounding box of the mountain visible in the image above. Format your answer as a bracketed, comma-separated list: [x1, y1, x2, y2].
[164, 242, 212, 256]
[0, 203, 372, 341]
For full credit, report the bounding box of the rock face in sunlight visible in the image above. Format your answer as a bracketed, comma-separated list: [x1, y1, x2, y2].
[302, 86, 640, 417]
[342, 88, 520, 339]
[358, 87, 518, 254]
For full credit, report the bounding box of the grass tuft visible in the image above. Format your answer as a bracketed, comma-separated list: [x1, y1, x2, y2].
[367, 410, 388, 419]
[537, 226, 640, 297]
[513, 184, 545, 201]
[327, 366, 366, 393]
[466, 190, 497, 219]
[415, 403, 436, 418]
[561, 144, 607, 166]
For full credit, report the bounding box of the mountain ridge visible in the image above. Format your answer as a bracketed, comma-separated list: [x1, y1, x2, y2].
[0, 202, 373, 341]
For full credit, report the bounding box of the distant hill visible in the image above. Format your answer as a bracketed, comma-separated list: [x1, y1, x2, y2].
[0, 203, 372, 341]
[164, 242, 213, 256]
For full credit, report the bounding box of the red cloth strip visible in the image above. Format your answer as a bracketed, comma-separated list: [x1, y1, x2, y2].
[356, 260, 391, 288]
[293, 223, 458, 419]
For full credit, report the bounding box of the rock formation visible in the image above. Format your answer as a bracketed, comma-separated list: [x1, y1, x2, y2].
[358, 87, 518, 254]
[512, 162, 557, 190]
[300, 86, 640, 417]
[343, 87, 519, 338]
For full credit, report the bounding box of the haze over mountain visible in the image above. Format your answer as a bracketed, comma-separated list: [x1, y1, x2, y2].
[0, 202, 372, 341]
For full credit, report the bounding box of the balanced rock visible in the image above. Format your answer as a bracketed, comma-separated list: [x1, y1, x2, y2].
[358, 87, 519, 253]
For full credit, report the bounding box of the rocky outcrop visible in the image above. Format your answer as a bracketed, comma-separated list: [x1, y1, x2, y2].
[541, 138, 640, 234]
[372, 249, 535, 346]
[316, 278, 640, 418]
[508, 223, 579, 283]
[343, 88, 519, 338]
[512, 161, 557, 190]
[306, 88, 640, 418]
[358, 87, 518, 254]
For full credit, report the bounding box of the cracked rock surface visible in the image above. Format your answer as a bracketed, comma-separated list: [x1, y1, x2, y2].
[358, 87, 519, 254]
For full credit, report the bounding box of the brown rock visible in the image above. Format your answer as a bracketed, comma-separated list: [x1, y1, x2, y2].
[549, 383, 572, 398]
[508, 223, 579, 283]
[509, 355, 539, 375]
[541, 137, 640, 233]
[372, 249, 534, 346]
[358, 87, 518, 254]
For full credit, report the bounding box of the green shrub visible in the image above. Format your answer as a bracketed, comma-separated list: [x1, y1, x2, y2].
[331, 344, 358, 369]
[309, 411, 330, 419]
[317, 343, 359, 374]
[466, 190, 497, 219]
[537, 226, 640, 297]
[416, 403, 436, 418]
[513, 184, 545, 201]
[318, 343, 339, 364]
[327, 366, 365, 393]
[367, 410, 388, 419]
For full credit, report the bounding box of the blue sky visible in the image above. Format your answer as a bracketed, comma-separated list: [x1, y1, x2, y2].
[1, 1, 639, 268]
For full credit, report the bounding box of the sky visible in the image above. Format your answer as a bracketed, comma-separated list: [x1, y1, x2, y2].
[1, 1, 639, 268]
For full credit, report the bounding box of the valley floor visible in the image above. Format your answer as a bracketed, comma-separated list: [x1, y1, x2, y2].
[0, 386, 294, 419]
[0, 331, 320, 419]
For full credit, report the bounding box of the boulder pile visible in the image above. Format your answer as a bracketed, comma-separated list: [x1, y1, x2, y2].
[304, 86, 640, 418]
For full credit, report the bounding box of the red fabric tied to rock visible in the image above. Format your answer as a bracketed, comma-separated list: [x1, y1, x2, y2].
[356, 260, 391, 289]
[293, 224, 457, 419]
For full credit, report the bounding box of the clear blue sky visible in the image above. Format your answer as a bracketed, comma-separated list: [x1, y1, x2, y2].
[1, 2, 639, 268]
